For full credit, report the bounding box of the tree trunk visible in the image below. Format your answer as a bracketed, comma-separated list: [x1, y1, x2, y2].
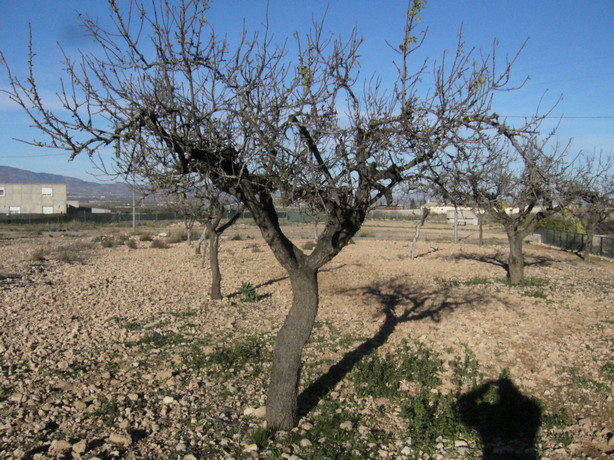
[583, 223, 595, 260]
[209, 231, 222, 300]
[478, 213, 484, 246]
[266, 267, 319, 430]
[195, 226, 207, 255]
[453, 206, 459, 242]
[411, 207, 430, 259]
[507, 231, 525, 285]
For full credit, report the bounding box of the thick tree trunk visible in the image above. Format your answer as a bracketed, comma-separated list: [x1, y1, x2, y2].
[507, 231, 525, 285]
[266, 267, 319, 430]
[209, 231, 222, 300]
[583, 223, 595, 260]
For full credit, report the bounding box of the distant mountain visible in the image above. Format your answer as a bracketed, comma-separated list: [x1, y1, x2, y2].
[0, 166, 133, 201]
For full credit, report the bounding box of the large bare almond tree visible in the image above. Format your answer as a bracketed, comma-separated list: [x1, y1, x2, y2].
[1, 0, 538, 429]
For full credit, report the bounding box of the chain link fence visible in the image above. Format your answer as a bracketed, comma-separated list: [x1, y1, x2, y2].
[0, 211, 181, 225]
[535, 228, 614, 259]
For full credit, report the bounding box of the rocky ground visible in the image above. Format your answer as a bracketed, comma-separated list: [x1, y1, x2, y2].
[0, 222, 612, 459]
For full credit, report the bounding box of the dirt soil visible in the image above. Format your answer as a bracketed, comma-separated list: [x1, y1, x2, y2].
[0, 223, 612, 459]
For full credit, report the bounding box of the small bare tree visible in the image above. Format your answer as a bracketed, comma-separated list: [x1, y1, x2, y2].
[1, 0, 543, 429]
[411, 206, 430, 259]
[146, 172, 243, 300]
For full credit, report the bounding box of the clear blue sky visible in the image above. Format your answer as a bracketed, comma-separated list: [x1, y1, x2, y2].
[0, 0, 612, 182]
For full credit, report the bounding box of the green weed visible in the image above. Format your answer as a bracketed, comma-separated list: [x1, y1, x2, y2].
[125, 331, 187, 349]
[238, 282, 259, 303]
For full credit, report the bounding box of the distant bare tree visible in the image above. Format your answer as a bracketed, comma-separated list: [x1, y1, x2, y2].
[148, 173, 243, 300]
[569, 155, 613, 260]
[1, 0, 544, 429]
[431, 136, 576, 285]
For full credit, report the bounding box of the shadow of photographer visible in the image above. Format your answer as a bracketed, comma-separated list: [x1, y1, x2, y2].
[457, 375, 542, 459]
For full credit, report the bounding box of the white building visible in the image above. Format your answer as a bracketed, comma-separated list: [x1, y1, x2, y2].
[0, 183, 67, 215]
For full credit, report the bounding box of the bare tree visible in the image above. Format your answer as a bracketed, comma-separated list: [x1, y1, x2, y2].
[569, 155, 613, 260]
[148, 173, 243, 299]
[1, 0, 540, 429]
[169, 192, 203, 245]
[195, 188, 243, 299]
[432, 136, 576, 285]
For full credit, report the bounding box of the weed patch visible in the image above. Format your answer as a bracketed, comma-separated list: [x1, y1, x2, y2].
[125, 331, 187, 349]
[238, 282, 259, 303]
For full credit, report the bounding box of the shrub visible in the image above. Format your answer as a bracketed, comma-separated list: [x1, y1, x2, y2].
[29, 248, 46, 262]
[150, 239, 168, 249]
[126, 239, 138, 249]
[231, 234, 243, 241]
[53, 241, 95, 264]
[100, 238, 115, 248]
[166, 232, 186, 244]
[139, 234, 153, 242]
[537, 215, 585, 234]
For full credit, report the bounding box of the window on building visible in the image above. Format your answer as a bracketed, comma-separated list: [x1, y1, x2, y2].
[42, 187, 53, 196]
[42, 206, 54, 214]
[0, 187, 4, 196]
[9, 206, 20, 215]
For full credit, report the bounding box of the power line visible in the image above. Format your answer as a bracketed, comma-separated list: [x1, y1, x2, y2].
[502, 115, 614, 119]
[0, 152, 69, 158]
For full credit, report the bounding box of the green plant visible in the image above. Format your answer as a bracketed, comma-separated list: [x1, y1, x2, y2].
[126, 239, 137, 249]
[231, 234, 243, 241]
[95, 395, 120, 427]
[238, 282, 259, 302]
[435, 277, 461, 288]
[542, 407, 571, 429]
[353, 353, 403, 398]
[126, 331, 187, 349]
[600, 361, 614, 382]
[562, 366, 611, 394]
[401, 392, 465, 453]
[248, 427, 274, 450]
[139, 234, 153, 242]
[450, 348, 482, 390]
[521, 289, 548, 299]
[121, 321, 142, 331]
[462, 276, 492, 286]
[353, 342, 443, 399]
[207, 336, 269, 369]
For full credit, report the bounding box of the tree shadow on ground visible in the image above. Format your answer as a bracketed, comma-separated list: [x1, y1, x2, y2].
[297, 278, 504, 418]
[457, 376, 542, 459]
[451, 250, 554, 279]
[226, 264, 347, 299]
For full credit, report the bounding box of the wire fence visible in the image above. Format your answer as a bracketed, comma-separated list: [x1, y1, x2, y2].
[536, 228, 614, 259]
[0, 211, 181, 225]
